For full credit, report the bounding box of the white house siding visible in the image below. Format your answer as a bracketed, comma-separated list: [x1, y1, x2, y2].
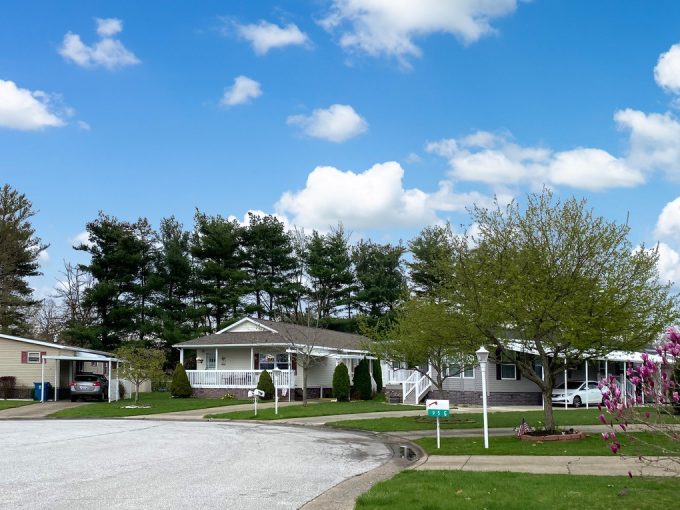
[223, 348, 251, 370]
[0, 338, 73, 388]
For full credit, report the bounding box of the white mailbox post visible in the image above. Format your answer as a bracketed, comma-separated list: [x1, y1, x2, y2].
[248, 389, 265, 416]
[426, 399, 450, 449]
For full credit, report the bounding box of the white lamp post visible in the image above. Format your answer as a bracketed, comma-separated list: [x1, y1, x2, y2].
[272, 367, 281, 415]
[476, 346, 490, 449]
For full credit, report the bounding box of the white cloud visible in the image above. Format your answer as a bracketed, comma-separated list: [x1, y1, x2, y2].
[654, 43, 680, 95]
[275, 161, 493, 230]
[77, 120, 91, 130]
[71, 231, 93, 248]
[59, 18, 140, 70]
[654, 242, 680, 286]
[0, 79, 65, 131]
[236, 21, 309, 55]
[655, 196, 680, 242]
[321, 0, 517, 66]
[38, 250, 49, 262]
[96, 18, 123, 37]
[220, 76, 262, 106]
[615, 108, 680, 180]
[427, 131, 643, 191]
[287, 104, 368, 142]
[228, 210, 291, 230]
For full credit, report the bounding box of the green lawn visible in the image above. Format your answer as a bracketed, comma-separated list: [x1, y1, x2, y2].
[50, 392, 249, 418]
[0, 400, 34, 411]
[329, 408, 606, 432]
[355, 471, 678, 510]
[207, 400, 422, 420]
[417, 432, 679, 457]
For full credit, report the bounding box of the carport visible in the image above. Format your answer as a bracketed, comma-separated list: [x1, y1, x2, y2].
[40, 354, 121, 403]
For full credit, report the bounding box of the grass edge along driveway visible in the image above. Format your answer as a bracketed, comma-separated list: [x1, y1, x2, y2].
[207, 400, 422, 420]
[355, 470, 678, 510]
[0, 400, 34, 411]
[50, 392, 249, 418]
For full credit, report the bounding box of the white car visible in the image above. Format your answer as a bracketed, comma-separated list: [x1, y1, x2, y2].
[551, 380, 603, 408]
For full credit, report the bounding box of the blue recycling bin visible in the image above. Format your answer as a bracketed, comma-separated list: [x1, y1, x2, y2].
[33, 382, 51, 401]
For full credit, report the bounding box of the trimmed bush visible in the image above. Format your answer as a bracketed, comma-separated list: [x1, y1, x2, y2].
[353, 358, 373, 401]
[170, 363, 193, 398]
[118, 381, 127, 400]
[372, 360, 383, 393]
[332, 363, 351, 401]
[0, 376, 16, 399]
[257, 370, 275, 400]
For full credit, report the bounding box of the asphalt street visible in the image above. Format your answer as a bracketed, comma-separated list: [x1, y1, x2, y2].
[0, 420, 392, 510]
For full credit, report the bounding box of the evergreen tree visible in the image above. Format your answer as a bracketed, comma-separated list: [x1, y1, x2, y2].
[372, 359, 383, 393]
[191, 212, 246, 330]
[256, 369, 275, 400]
[170, 362, 192, 398]
[407, 224, 456, 297]
[332, 362, 351, 401]
[352, 358, 373, 400]
[352, 240, 406, 320]
[241, 214, 298, 320]
[0, 185, 47, 334]
[305, 226, 354, 319]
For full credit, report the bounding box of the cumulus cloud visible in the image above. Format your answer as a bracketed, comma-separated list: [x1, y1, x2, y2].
[654, 43, 680, 95]
[653, 242, 680, 286]
[228, 210, 291, 230]
[320, 0, 517, 66]
[235, 21, 309, 55]
[287, 104, 368, 142]
[655, 196, 680, 242]
[0, 79, 65, 131]
[59, 18, 140, 69]
[427, 131, 643, 191]
[77, 120, 91, 130]
[71, 231, 93, 248]
[275, 161, 493, 230]
[221, 76, 262, 106]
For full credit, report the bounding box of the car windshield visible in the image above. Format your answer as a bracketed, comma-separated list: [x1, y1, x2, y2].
[74, 375, 98, 382]
[554, 382, 584, 390]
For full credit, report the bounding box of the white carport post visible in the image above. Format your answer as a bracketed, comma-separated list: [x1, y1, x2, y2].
[564, 366, 568, 409]
[40, 357, 45, 403]
[54, 359, 59, 402]
[179, 348, 184, 365]
[623, 361, 628, 406]
[108, 361, 113, 403]
[585, 360, 589, 410]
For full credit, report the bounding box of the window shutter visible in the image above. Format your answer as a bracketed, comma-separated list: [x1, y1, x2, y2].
[496, 362, 501, 380]
[41, 352, 47, 363]
[292, 354, 297, 374]
[516, 365, 521, 380]
[253, 352, 259, 369]
[21, 351, 27, 364]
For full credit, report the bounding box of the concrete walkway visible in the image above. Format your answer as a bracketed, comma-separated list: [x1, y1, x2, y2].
[0, 401, 87, 419]
[417, 454, 679, 477]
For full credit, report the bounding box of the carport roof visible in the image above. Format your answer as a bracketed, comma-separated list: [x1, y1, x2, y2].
[0, 333, 113, 357]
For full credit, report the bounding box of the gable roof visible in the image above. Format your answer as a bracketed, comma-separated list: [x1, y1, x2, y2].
[175, 318, 369, 352]
[0, 333, 113, 357]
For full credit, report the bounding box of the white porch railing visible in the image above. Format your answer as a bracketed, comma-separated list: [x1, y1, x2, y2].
[402, 370, 432, 404]
[186, 370, 293, 389]
[388, 368, 417, 384]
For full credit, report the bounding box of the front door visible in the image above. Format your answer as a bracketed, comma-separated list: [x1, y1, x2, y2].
[206, 351, 216, 370]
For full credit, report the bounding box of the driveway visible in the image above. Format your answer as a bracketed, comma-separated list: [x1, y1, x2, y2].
[0, 420, 392, 510]
[0, 401, 86, 419]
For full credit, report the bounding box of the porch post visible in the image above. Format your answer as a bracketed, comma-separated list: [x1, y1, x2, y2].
[605, 359, 608, 380]
[585, 360, 589, 409]
[623, 362, 627, 406]
[180, 349, 184, 365]
[564, 366, 567, 409]
[250, 348, 254, 370]
[108, 360, 112, 403]
[288, 352, 292, 402]
[215, 348, 219, 370]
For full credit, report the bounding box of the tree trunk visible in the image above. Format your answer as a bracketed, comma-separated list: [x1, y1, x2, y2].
[135, 382, 140, 404]
[543, 389, 556, 432]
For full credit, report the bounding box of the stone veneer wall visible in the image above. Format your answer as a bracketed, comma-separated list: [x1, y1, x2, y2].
[428, 389, 542, 406]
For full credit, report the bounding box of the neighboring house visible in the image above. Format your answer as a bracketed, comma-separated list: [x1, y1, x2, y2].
[175, 317, 377, 399]
[0, 333, 121, 401]
[384, 345, 658, 407]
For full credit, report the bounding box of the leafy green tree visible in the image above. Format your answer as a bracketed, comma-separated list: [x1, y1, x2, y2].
[256, 369, 275, 400]
[170, 362, 192, 398]
[352, 240, 407, 320]
[332, 362, 351, 401]
[305, 227, 355, 319]
[115, 345, 165, 403]
[241, 214, 298, 320]
[0, 184, 47, 334]
[191, 212, 246, 330]
[352, 358, 373, 400]
[453, 189, 679, 432]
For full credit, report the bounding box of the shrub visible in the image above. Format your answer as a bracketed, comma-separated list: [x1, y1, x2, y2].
[353, 358, 373, 400]
[332, 363, 351, 401]
[0, 376, 16, 399]
[170, 363, 193, 398]
[118, 381, 127, 400]
[257, 370, 275, 400]
[372, 359, 383, 393]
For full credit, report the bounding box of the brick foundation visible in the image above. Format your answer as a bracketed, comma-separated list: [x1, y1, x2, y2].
[191, 387, 293, 400]
[384, 385, 403, 404]
[428, 390, 542, 406]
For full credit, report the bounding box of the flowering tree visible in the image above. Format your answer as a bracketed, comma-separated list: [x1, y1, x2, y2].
[599, 327, 680, 471]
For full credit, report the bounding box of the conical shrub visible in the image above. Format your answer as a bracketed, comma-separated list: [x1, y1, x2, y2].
[332, 363, 351, 401]
[170, 363, 192, 398]
[353, 358, 373, 400]
[257, 369, 275, 400]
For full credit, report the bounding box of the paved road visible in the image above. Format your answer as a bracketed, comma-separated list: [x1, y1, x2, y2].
[0, 420, 392, 510]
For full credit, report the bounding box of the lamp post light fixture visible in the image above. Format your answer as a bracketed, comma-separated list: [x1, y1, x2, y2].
[476, 346, 490, 449]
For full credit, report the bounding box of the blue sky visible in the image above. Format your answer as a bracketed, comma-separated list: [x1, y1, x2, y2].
[3, 1, 680, 295]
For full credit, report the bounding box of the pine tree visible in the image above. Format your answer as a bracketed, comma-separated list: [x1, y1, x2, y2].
[170, 363, 192, 398]
[0, 184, 47, 334]
[372, 359, 383, 393]
[332, 362, 351, 401]
[352, 358, 373, 400]
[256, 369, 275, 400]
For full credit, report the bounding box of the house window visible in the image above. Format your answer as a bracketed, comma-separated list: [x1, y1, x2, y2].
[501, 363, 516, 380]
[462, 365, 475, 379]
[27, 352, 41, 364]
[448, 364, 475, 378]
[259, 354, 289, 370]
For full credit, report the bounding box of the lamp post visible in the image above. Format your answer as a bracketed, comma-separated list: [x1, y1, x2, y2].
[272, 367, 281, 415]
[476, 346, 489, 449]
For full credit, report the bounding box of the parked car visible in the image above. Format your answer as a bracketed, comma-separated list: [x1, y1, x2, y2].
[70, 374, 109, 402]
[551, 380, 603, 407]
